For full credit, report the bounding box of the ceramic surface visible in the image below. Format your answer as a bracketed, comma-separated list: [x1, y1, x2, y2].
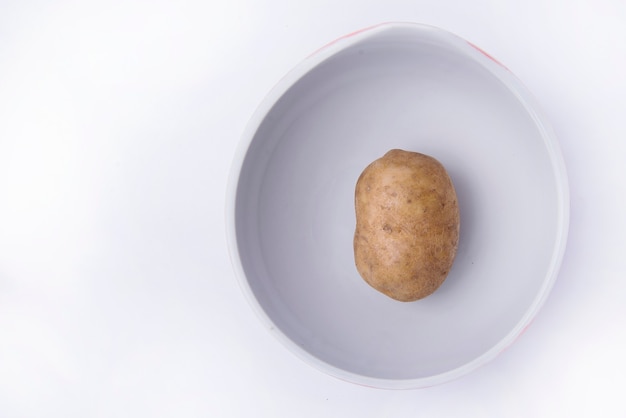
[227, 22, 569, 389]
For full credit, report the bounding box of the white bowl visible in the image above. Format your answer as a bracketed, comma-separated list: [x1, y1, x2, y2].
[226, 22, 569, 389]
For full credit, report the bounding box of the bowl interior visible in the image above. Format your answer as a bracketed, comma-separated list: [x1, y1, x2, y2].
[232, 24, 566, 386]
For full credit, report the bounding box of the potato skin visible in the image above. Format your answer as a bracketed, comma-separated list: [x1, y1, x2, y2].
[354, 149, 460, 302]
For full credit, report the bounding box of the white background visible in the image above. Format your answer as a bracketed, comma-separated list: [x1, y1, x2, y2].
[1, 0, 625, 416]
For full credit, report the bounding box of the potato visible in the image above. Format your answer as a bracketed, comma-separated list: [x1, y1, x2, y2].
[353, 149, 460, 302]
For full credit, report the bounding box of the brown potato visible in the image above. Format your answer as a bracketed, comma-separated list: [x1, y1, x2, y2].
[353, 149, 460, 302]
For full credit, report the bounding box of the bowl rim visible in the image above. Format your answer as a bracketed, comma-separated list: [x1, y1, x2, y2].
[225, 21, 570, 389]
